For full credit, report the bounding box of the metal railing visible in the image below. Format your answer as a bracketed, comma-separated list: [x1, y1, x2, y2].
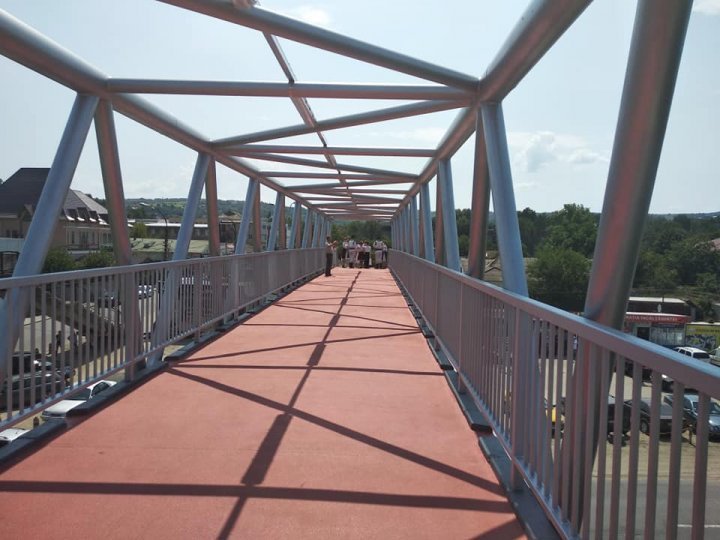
[0, 248, 323, 428]
[390, 250, 720, 539]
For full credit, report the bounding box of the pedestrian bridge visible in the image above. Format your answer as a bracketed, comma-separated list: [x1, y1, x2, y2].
[1, 1, 718, 538]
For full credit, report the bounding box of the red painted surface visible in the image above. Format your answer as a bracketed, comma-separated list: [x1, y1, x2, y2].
[0, 269, 525, 539]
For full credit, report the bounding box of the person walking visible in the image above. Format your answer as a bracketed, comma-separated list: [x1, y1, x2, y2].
[325, 236, 337, 276]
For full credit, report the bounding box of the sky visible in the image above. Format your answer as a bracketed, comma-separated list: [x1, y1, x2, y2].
[0, 0, 718, 215]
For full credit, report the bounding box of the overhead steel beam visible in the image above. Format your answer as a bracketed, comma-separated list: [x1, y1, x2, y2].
[0, 11, 321, 211]
[479, 0, 593, 101]
[158, 0, 480, 91]
[106, 79, 471, 100]
[228, 144, 436, 157]
[214, 100, 467, 147]
[280, 179, 413, 190]
[262, 172, 410, 181]
[240, 153, 417, 178]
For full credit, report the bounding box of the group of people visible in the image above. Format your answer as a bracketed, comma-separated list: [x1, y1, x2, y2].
[325, 237, 388, 276]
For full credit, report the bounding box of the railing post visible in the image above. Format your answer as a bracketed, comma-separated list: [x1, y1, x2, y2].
[509, 307, 528, 490]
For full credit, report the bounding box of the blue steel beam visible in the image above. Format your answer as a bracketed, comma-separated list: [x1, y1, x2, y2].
[0, 93, 99, 380]
[438, 159, 462, 273]
[235, 179, 258, 254]
[288, 202, 301, 249]
[420, 183, 435, 263]
[467, 109, 491, 279]
[301, 209, 312, 248]
[410, 195, 420, 257]
[267, 191, 284, 251]
[481, 102, 527, 296]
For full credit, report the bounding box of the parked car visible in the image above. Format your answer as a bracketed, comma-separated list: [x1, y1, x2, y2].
[663, 393, 720, 438]
[662, 347, 712, 391]
[40, 380, 116, 420]
[0, 427, 28, 448]
[555, 396, 629, 443]
[624, 398, 679, 436]
[12, 352, 73, 384]
[137, 284, 154, 299]
[0, 372, 66, 410]
[709, 347, 720, 364]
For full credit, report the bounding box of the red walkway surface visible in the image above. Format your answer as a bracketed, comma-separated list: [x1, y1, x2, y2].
[0, 269, 526, 539]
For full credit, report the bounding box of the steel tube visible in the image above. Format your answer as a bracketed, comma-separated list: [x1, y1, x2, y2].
[235, 179, 258, 254]
[236, 153, 417, 179]
[227, 144, 436, 157]
[584, 0, 693, 328]
[434, 177, 444, 266]
[467, 109, 491, 279]
[252, 187, 262, 252]
[480, 0, 592, 101]
[410, 196, 420, 256]
[94, 100, 132, 266]
[301, 209, 312, 248]
[157, 0, 479, 91]
[481, 102, 527, 295]
[205, 159, 221, 257]
[420, 183, 435, 263]
[174, 153, 211, 260]
[438, 160, 462, 272]
[267, 191, 283, 251]
[214, 100, 466, 147]
[105, 79, 470, 100]
[0, 93, 98, 379]
[288, 202, 300, 249]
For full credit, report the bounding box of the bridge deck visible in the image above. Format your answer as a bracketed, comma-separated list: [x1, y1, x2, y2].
[0, 268, 525, 539]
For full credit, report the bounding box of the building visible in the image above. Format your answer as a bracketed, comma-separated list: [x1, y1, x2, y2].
[0, 168, 111, 255]
[623, 296, 694, 348]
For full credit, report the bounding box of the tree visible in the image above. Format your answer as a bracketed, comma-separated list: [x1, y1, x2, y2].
[518, 207, 546, 257]
[131, 222, 148, 239]
[42, 248, 76, 273]
[81, 251, 116, 269]
[542, 204, 597, 258]
[668, 239, 720, 286]
[528, 247, 590, 312]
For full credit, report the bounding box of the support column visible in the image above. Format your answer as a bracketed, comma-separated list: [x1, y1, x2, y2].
[95, 100, 132, 266]
[95, 100, 139, 380]
[289, 202, 301, 249]
[311, 213, 322, 247]
[301, 209, 312, 248]
[235, 179, 258, 254]
[572, 1, 693, 530]
[205, 159, 221, 257]
[420, 182, 435, 263]
[252, 185, 262, 252]
[481, 102, 527, 296]
[399, 208, 407, 252]
[585, 0, 692, 327]
[267, 191, 283, 251]
[278, 196, 287, 249]
[434, 178, 445, 266]
[410, 195, 420, 256]
[467, 109, 491, 279]
[438, 159, 462, 272]
[0, 93, 98, 379]
[173, 153, 210, 261]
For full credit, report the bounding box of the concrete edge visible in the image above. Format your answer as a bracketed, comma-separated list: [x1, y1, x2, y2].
[478, 436, 561, 540]
[443, 370, 492, 433]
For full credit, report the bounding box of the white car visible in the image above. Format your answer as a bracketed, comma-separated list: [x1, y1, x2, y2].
[41, 380, 117, 420]
[0, 427, 29, 448]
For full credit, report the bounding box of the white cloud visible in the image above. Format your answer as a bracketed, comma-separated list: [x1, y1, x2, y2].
[508, 131, 607, 173]
[282, 6, 332, 28]
[693, 0, 720, 15]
